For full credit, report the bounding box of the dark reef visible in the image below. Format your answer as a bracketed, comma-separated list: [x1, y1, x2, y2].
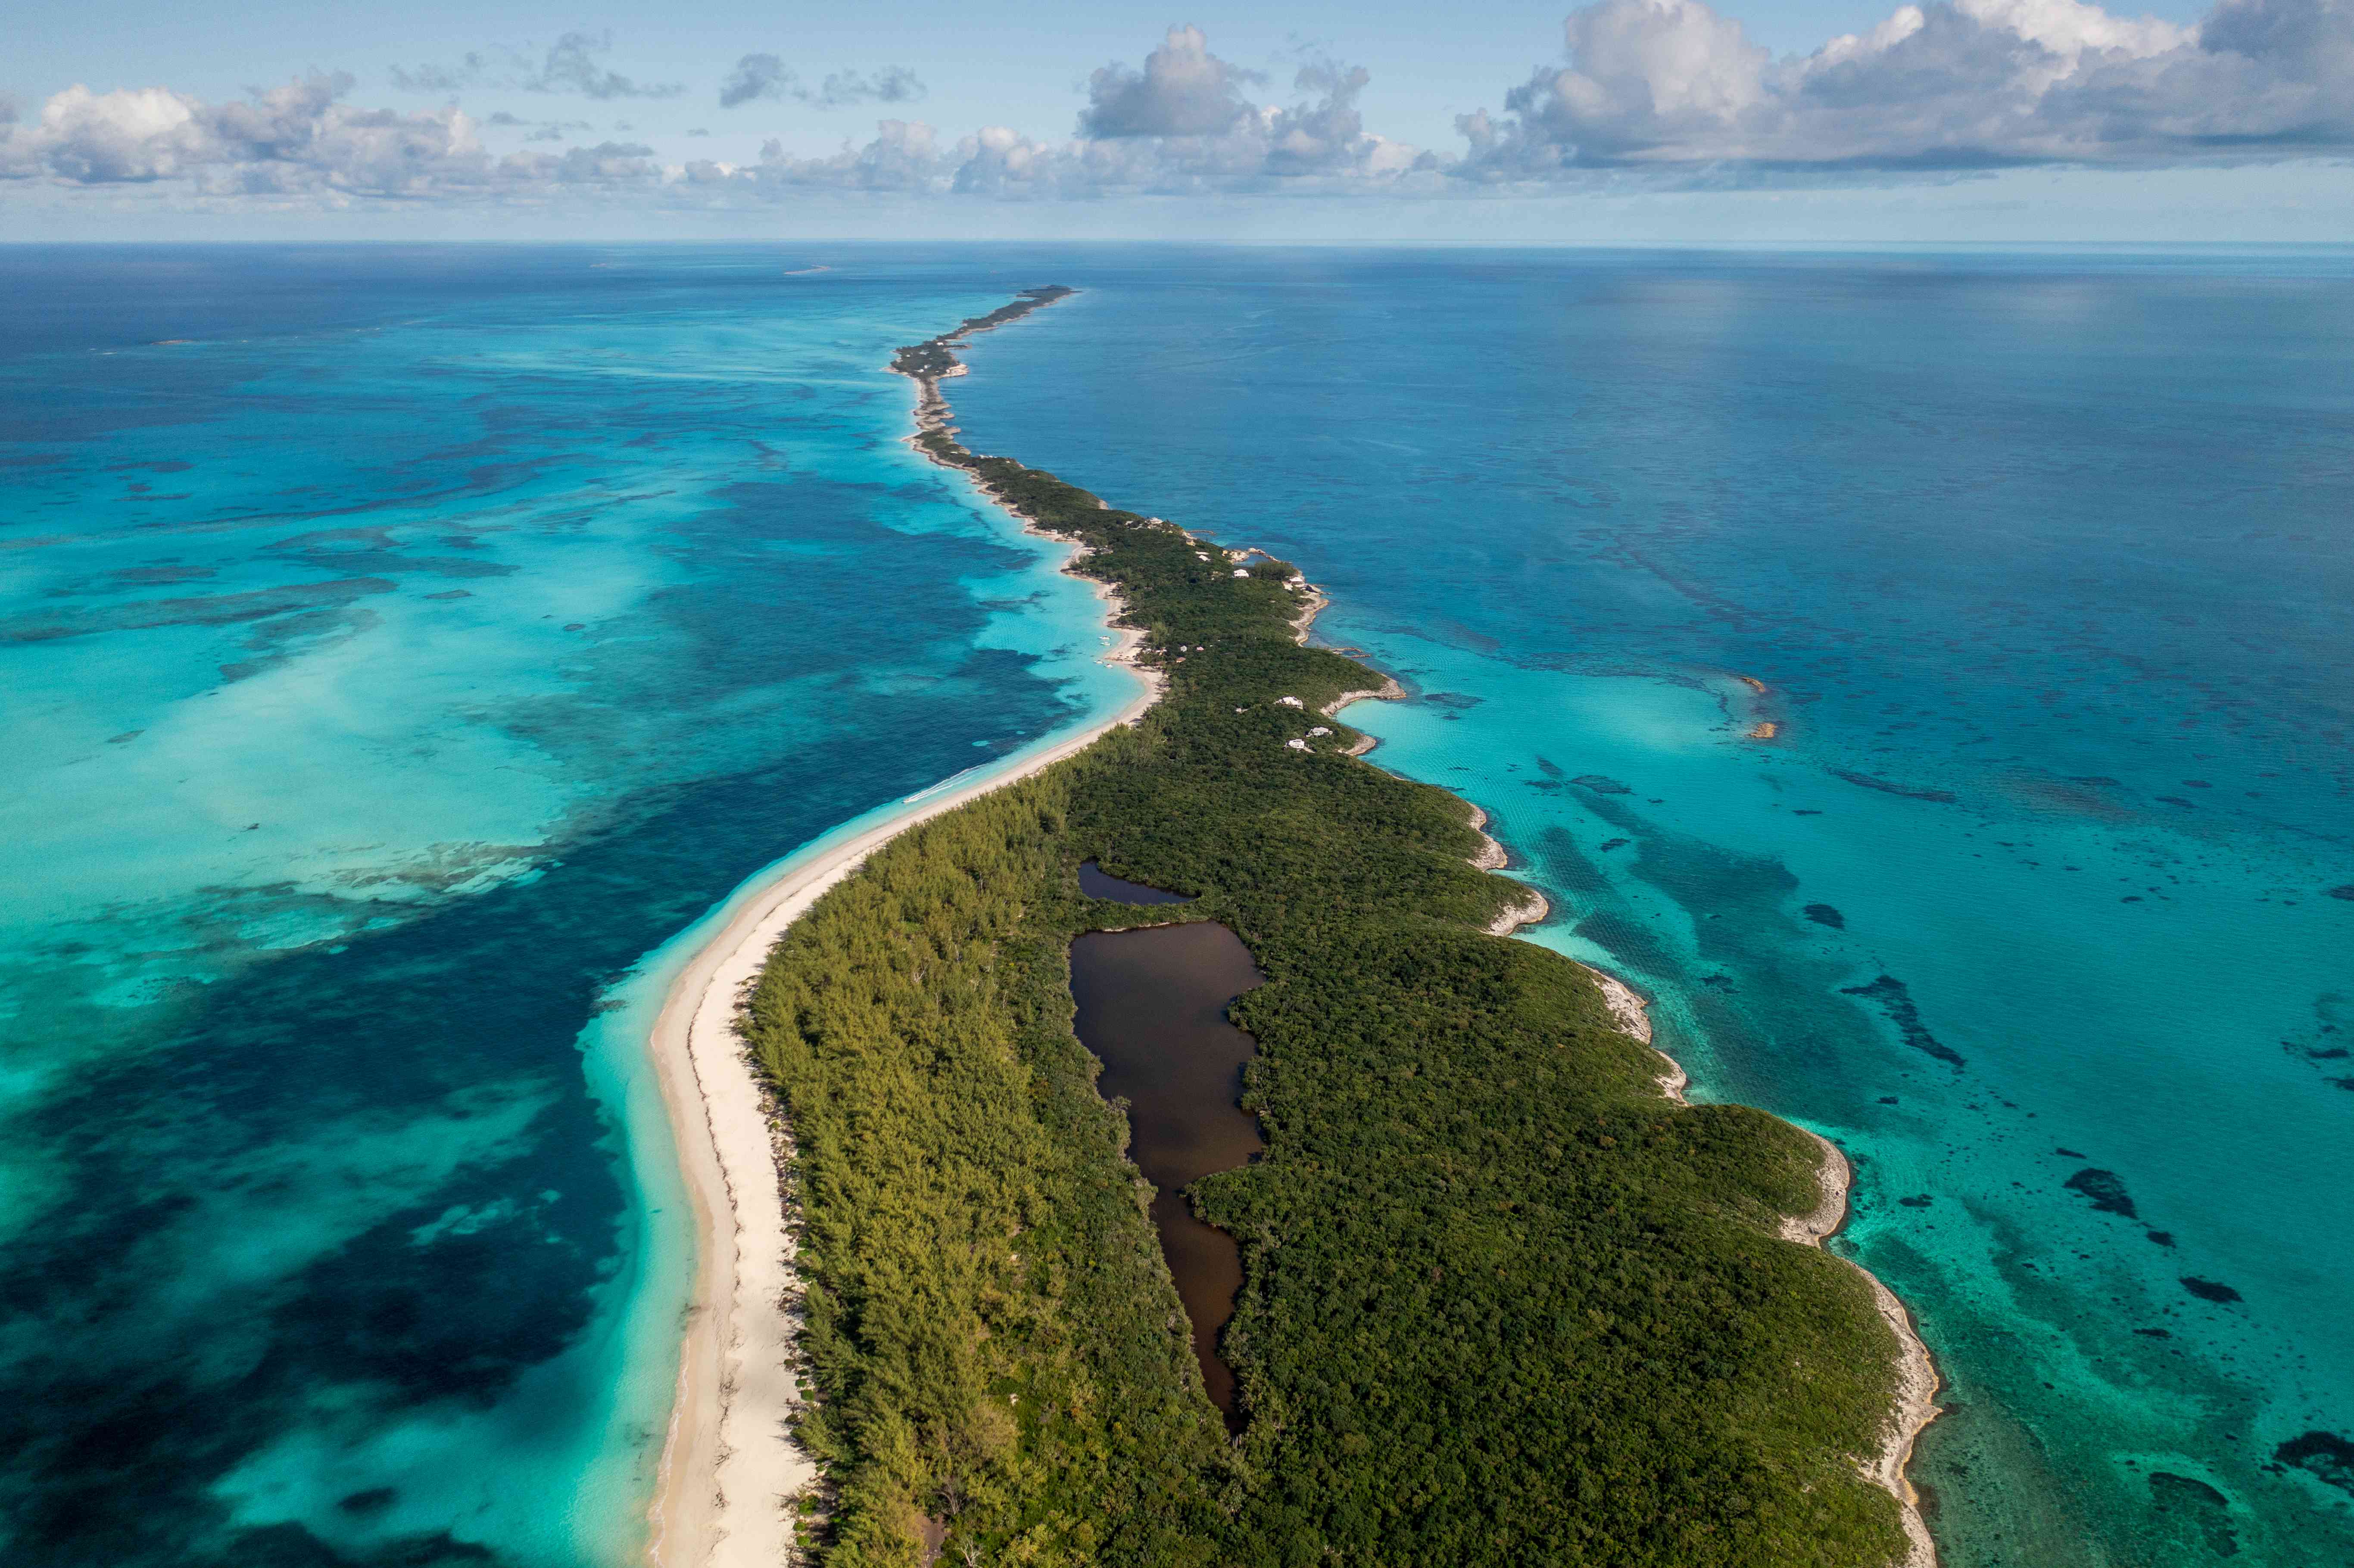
[1831, 768, 1959, 804]
[2063, 1168, 2139, 1219]
[1842, 974, 1967, 1068]
[2275, 1431, 2354, 1495]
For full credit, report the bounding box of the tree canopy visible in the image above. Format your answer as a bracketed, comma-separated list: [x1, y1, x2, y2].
[740, 296, 1908, 1567]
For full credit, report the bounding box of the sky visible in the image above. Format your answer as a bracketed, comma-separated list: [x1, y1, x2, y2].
[5, 0, 2353, 240]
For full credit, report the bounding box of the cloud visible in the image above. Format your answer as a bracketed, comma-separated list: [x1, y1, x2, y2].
[0, 75, 410, 185]
[482, 111, 591, 140]
[524, 31, 683, 101]
[720, 55, 927, 109]
[1266, 57, 1382, 173]
[388, 53, 493, 94]
[548, 140, 659, 181]
[0, 28, 1420, 207]
[690, 41, 1424, 200]
[692, 81, 1423, 204]
[0, 73, 661, 196]
[27, 8, 2350, 216]
[733, 118, 952, 190]
[1079, 24, 1264, 137]
[1459, 0, 2354, 178]
[815, 66, 927, 109]
[720, 53, 795, 109]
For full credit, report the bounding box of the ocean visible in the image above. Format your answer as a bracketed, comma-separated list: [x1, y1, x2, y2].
[0, 245, 1136, 1565]
[949, 245, 2354, 1566]
[1, 243, 2348, 1566]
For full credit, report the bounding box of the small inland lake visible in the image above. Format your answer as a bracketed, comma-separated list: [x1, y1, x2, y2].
[1066, 919, 1263, 1430]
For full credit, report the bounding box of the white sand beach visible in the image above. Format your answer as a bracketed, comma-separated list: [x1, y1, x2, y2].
[1318, 654, 1940, 1566]
[644, 290, 1935, 1568]
[1571, 953, 1941, 1565]
[1778, 1128, 1944, 1568]
[642, 654, 1157, 1568]
[645, 306, 1160, 1565]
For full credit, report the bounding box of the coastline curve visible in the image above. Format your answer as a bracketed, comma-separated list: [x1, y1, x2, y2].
[645, 283, 1941, 1568]
[1777, 1127, 1945, 1568]
[1559, 952, 1943, 1568]
[1339, 676, 1939, 1563]
[642, 290, 1160, 1568]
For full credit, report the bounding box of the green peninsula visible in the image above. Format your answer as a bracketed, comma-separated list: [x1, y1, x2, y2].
[740, 290, 1911, 1568]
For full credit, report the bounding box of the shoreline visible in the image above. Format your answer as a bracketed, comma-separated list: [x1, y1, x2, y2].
[642, 292, 1160, 1568]
[1778, 1126, 1944, 1568]
[647, 285, 1939, 1568]
[1557, 957, 1941, 1566]
[1331, 705, 1551, 936]
[1458, 800, 1552, 935]
[1328, 687, 1939, 1566]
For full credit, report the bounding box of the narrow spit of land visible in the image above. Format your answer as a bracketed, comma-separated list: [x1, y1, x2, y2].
[732, 288, 1930, 1568]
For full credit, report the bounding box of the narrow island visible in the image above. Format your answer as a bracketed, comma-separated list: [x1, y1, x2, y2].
[650, 287, 1936, 1568]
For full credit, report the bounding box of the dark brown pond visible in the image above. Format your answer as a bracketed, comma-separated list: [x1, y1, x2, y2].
[1068, 921, 1264, 1430]
[1077, 859, 1195, 904]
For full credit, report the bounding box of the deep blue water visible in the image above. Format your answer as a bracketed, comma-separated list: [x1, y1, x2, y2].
[0, 245, 1137, 1565]
[4, 243, 2350, 1567]
[945, 245, 2354, 1566]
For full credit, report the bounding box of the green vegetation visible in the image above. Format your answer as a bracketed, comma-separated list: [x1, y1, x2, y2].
[742, 295, 1908, 1567]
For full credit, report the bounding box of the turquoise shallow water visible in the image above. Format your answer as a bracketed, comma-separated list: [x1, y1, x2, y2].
[0, 246, 1136, 1565]
[6, 243, 2350, 1567]
[946, 247, 2354, 1565]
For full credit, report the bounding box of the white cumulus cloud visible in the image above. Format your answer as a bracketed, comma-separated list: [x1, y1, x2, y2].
[684, 30, 1423, 200]
[0, 74, 663, 198]
[10, 5, 2354, 215]
[1079, 24, 1264, 138]
[1459, 0, 2354, 177]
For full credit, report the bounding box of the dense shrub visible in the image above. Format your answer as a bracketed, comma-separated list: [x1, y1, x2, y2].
[742, 295, 1907, 1567]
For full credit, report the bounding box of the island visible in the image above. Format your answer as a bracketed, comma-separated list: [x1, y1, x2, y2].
[652, 287, 1937, 1568]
